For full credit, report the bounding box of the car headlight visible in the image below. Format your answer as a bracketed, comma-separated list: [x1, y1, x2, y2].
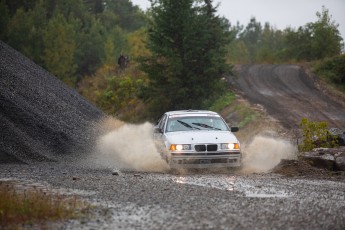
[169, 144, 191, 151]
[221, 143, 240, 150]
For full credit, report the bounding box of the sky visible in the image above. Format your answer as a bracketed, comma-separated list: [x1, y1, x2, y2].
[130, 0, 345, 40]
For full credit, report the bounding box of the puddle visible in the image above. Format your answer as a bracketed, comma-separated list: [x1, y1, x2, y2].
[244, 192, 290, 198]
[173, 175, 236, 191]
[158, 174, 293, 198]
[234, 178, 294, 198]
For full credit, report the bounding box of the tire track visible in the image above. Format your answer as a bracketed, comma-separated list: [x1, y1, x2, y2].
[235, 64, 345, 129]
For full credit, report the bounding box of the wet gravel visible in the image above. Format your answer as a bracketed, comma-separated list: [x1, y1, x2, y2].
[1, 162, 345, 229]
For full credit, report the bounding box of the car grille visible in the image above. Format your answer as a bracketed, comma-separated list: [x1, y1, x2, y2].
[195, 144, 217, 152]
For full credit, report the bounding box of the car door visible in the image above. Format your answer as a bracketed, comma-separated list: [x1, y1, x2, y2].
[153, 114, 168, 159]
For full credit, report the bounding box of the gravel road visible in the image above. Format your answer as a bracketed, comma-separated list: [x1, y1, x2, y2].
[1, 162, 345, 229]
[235, 64, 345, 129]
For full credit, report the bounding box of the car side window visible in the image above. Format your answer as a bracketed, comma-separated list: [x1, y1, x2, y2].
[158, 114, 167, 132]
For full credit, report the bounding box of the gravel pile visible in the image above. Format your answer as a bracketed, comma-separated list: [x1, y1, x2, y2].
[0, 41, 104, 163]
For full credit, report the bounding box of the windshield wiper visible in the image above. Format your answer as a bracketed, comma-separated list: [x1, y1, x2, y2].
[177, 120, 200, 130]
[192, 123, 221, 130]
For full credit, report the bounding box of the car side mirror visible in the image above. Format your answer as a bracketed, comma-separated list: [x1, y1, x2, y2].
[154, 127, 163, 133]
[230, 127, 239, 132]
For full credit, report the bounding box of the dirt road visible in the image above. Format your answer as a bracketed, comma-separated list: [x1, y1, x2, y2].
[234, 65, 345, 129]
[1, 163, 345, 229]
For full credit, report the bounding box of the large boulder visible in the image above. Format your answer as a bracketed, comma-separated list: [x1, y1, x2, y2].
[335, 152, 345, 171]
[0, 41, 104, 163]
[301, 147, 345, 171]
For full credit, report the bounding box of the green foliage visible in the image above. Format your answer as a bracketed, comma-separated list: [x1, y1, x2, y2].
[309, 7, 344, 59]
[239, 18, 262, 63]
[141, 0, 233, 118]
[78, 65, 149, 122]
[42, 13, 77, 86]
[299, 118, 338, 152]
[236, 105, 256, 128]
[0, 0, 10, 41]
[208, 92, 236, 113]
[313, 54, 345, 91]
[74, 16, 106, 77]
[1, 0, 147, 86]
[228, 7, 343, 64]
[6, 1, 47, 65]
[285, 7, 343, 61]
[101, 76, 144, 113]
[104, 0, 147, 31]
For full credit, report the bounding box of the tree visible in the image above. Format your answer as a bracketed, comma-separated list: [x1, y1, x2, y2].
[42, 14, 77, 86]
[285, 6, 343, 61]
[6, 1, 47, 65]
[74, 16, 106, 77]
[308, 6, 343, 59]
[104, 0, 147, 32]
[141, 0, 233, 118]
[0, 0, 10, 41]
[239, 17, 262, 63]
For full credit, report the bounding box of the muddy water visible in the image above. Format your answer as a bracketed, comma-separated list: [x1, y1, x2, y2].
[92, 117, 169, 172]
[241, 133, 297, 173]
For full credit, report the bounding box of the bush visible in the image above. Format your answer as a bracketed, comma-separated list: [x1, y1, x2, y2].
[314, 54, 345, 91]
[299, 118, 338, 152]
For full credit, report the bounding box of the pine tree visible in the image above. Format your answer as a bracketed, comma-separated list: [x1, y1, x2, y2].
[42, 14, 77, 86]
[141, 0, 233, 118]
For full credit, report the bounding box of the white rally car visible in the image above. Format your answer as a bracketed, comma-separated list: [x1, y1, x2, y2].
[153, 110, 241, 168]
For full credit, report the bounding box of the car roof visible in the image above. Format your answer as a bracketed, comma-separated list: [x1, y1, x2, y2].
[165, 110, 220, 117]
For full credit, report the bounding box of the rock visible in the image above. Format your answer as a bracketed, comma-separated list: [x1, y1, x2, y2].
[335, 152, 345, 171]
[134, 174, 142, 178]
[112, 170, 120, 176]
[72, 176, 80, 181]
[272, 159, 328, 177]
[301, 147, 345, 171]
[302, 150, 335, 171]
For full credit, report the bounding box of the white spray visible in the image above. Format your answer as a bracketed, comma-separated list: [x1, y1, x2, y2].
[241, 132, 297, 173]
[95, 117, 169, 172]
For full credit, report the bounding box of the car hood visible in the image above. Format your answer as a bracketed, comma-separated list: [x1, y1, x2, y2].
[164, 130, 239, 144]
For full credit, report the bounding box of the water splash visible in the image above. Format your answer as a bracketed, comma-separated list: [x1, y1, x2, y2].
[95, 117, 169, 172]
[242, 133, 297, 173]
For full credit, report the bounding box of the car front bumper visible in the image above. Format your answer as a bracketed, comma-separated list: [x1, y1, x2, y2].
[167, 152, 241, 168]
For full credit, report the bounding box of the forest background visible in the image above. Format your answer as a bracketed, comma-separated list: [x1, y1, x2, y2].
[1, 0, 344, 122]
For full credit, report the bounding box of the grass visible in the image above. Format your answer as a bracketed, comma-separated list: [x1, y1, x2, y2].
[208, 92, 236, 113]
[312, 54, 345, 92]
[0, 181, 90, 229]
[235, 104, 257, 128]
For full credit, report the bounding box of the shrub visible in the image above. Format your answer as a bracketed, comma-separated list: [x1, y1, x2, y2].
[299, 117, 338, 152]
[314, 54, 345, 91]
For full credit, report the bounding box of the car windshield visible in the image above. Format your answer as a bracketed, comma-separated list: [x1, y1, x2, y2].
[166, 116, 229, 132]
